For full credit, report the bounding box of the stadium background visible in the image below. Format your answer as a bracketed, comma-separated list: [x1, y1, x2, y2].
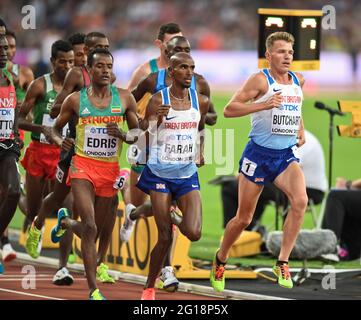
[1, 0, 360, 267]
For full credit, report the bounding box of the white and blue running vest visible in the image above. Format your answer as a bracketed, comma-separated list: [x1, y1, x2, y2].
[147, 87, 201, 179]
[249, 68, 303, 150]
[154, 69, 197, 93]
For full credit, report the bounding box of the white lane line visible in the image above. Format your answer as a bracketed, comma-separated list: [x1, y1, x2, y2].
[0, 278, 87, 281]
[0, 288, 64, 300]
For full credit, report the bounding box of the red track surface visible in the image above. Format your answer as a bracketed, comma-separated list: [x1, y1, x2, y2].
[0, 261, 219, 300]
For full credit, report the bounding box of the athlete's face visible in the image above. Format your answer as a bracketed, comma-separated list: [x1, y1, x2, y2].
[52, 50, 74, 80]
[170, 56, 195, 88]
[72, 43, 86, 67]
[5, 35, 16, 61]
[157, 32, 182, 59]
[166, 39, 191, 59]
[0, 37, 9, 69]
[90, 54, 113, 86]
[266, 40, 294, 73]
[85, 37, 110, 56]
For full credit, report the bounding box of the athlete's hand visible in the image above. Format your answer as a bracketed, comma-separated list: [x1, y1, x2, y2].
[61, 137, 74, 152]
[107, 122, 124, 138]
[263, 92, 282, 110]
[156, 104, 171, 126]
[42, 126, 54, 144]
[14, 137, 24, 150]
[297, 129, 306, 147]
[196, 153, 205, 168]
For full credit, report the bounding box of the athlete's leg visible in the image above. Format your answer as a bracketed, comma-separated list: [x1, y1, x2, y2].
[145, 191, 173, 289]
[58, 192, 73, 269]
[218, 174, 263, 262]
[176, 190, 202, 242]
[130, 170, 148, 206]
[0, 156, 21, 236]
[23, 172, 46, 229]
[71, 179, 98, 293]
[273, 162, 308, 261]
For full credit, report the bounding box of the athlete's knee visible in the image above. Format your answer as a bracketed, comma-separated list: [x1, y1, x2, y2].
[82, 220, 97, 238]
[184, 228, 201, 242]
[233, 213, 253, 230]
[290, 194, 308, 215]
[5, 181, 21, 200]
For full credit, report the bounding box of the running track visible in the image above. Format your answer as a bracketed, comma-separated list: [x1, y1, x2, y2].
[0, 261, 220, 300]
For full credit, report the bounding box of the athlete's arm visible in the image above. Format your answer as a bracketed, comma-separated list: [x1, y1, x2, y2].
[19, 65, 34, 91]
[131, 73, 156, 102]
[196, 75, 217, 126]
[224, 72, 282, 118]
[143, 93, 168, 132]
[197, 94, 210, 167]
[127, 62, 150, 91]
[50, 67, 84, 119]
[18, 77, 45, 134]
[52, 92, 79, 147]
[295, 72, 306, 147]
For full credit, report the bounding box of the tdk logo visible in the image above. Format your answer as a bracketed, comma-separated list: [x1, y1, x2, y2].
[280, 104, 299, 111]
[0, 109, 12, 116]
[90, 127, 107, 134]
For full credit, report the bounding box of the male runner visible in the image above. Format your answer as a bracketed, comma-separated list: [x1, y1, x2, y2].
[49, 48, 138, 300]
[19, 40, 74, 284]
[210, 32, 307, 292]
[0, 35, 22, 273]
[138, 52, 209, 300]
[25, 32, 117, 284]
[68, 33, 86, 68]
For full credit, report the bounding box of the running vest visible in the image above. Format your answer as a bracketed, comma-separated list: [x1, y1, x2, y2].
[11, 64, 26, 103]
[136, 59, 160, 118]
[31, 73, 62, 143]
[147, 87, 201, 179]
[0, 69, 16, 141]
[75, 86, 124, 163]
[67, 66, 91, 140]
[249, 69, 303, 150]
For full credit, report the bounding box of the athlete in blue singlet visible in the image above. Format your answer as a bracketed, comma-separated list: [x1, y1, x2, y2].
[211, 32, 308, 292]
[138, 53, 209, 300]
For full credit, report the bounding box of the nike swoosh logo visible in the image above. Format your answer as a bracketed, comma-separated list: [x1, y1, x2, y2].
[273, 88, 282, 92]
[192, 184, 198, 188]
[165, 116, 177, 121]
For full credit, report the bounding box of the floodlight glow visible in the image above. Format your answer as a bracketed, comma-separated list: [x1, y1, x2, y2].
[301, 18, 317, 28]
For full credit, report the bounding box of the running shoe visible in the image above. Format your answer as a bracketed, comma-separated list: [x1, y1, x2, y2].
[0, 262, 3, 274]
[210, 251, 226, 292]
[2, 243, 17, 262]
[159, 266, 179, 292]
[272, 263, 293, 289]
[96, 263, 115, 283]
[25, 222, 42, 259]
[141, 288, 155, 300]
[170, 206, 182, 226]
[89, 288, 106, 300]
[51, 208, 69, 243]
[67, 252, 76, 264]
[52, 267, 74, 286]
[119, 204, 136, 242]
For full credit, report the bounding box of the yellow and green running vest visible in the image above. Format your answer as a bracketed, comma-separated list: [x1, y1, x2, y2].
[75, 86, 125, 163]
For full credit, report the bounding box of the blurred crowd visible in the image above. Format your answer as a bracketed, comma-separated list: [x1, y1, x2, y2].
[1, 0, 360, 53]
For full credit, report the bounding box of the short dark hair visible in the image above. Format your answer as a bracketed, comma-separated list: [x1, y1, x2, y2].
[5, 30, 16, 41]
[85, 32, 107, 47]
[68, 33, 86, 46]
[157, 23, 181, 41]
[0, 18, 6, 29]
[87, 48, 113, 67]
[51, 40, 73, 59]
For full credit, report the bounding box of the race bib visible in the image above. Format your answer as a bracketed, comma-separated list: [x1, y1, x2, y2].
[271, 107, 301, 136]
[113, 169, 130, 190]
[83, 125, 118, 158]
[0, 108, 15, 139]
[241, 157, 257, 177]
[127, 144, 142, 165]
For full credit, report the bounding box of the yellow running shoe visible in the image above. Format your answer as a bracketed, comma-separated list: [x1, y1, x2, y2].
[25, 223, 42, 259]
[96, 263, 115, 283]
[273, 263, 293, 289]
[210, 251, 226, 292]
[89, 288, 106, 300]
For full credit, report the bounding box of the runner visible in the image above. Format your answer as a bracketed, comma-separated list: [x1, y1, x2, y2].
[49, 48, 138, 299]
[137, 52, 209, 300]
[210, 32, 307, 292]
